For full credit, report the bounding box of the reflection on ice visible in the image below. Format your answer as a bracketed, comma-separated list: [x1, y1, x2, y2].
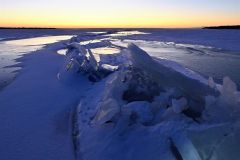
[91, 47, 120, 55]
[87, 32, 107, 35]
[57, 49, 68, 55]
[106, 31, 148, 37]
[90, 47, 120, 62]
[80, 39, 102, 45]
[6, 35, 72, 46]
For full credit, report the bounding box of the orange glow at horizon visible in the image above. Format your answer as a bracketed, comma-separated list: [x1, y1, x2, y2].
[1, 13, 239, 28]
[1, 0, 240, 28]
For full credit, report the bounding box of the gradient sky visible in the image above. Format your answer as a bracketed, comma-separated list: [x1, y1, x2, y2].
[1, 0, 240, 28]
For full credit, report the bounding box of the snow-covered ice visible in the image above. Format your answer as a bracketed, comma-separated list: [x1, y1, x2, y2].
[0, 29, 240, 160]
[67, 32, 240, 160]
[0, 35, 73, 89]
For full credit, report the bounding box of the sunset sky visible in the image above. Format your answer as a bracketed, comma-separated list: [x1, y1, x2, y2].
[1, 0, 240, 28]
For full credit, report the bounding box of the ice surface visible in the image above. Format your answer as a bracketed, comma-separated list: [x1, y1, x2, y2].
[0, 35, 74, 90]
[1, 29, 240, 160]
[125, 29, 240, 52]
[74, 41, 240, 160]
[0, 40, 81, 160]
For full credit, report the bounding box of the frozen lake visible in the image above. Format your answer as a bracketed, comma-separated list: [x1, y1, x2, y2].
[0, 29, 240, 89]
[0, 29, 240, 160]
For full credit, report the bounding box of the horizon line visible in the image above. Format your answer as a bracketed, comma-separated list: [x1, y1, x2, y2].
[0, 25, 239, 30]
[0, 26, 202, 29]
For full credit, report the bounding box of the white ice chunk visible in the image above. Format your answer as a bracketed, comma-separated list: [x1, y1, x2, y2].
[101, 64, 119, 72]
[92, 72, 127, 125]
[87, 48, 99, 71]
[203, 77, 240, 122]
[219, 77, 240, 110]
[93, 98, 120, 125]
[208, 77, 216, 89]
[102, 72, 127, 103]
[127, 43, 217, 105]
[220, 77, 237, 96]
[171, 132, 202, 160]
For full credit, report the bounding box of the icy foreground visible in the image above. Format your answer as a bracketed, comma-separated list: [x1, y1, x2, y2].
[58, 35, 240, 160]
[1, 31, 240, 160]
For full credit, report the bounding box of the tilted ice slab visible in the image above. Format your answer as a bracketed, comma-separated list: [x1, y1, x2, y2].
[127, 43, 218, 102]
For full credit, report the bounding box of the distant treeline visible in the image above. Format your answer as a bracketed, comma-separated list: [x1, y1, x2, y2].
[203, 25, 240, 29]
[0, 27, 56, 29]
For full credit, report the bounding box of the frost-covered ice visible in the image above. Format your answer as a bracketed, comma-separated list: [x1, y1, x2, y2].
[0, 40, 83, 160]
[62, 33, 240, 160]
[0, 29, 240, 160]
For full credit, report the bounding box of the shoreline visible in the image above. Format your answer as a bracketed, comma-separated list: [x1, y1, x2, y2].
[203, 25, 240, 30]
